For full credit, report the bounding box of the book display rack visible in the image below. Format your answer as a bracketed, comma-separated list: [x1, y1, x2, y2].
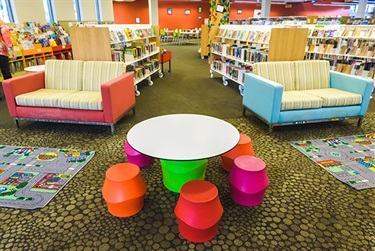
[304, 24, 375, 79]
[0, 23, 73, 81]
[70, 25, 161, 96]
[210, 25, 308, 94]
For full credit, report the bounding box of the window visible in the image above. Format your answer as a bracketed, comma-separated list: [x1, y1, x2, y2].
[95, 0, 102, 22]
[43, 0, 56, 24]
[73, 0, 82, 21]
[0, 0, 15, 23]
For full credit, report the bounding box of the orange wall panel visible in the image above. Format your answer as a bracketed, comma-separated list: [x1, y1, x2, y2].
[158, 2, 210, 29]
[113, 0, 149, 24]
[113, 1, 350, 27]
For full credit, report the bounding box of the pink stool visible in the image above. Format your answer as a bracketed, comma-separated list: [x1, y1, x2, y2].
[220, 134, 254, 172]
[228, 155, 269, 206]
[174, 180, 223, 242]
[124, 141, 154, 168]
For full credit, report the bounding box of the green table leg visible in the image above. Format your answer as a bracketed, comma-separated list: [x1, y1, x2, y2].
[160, 159, 208, 193]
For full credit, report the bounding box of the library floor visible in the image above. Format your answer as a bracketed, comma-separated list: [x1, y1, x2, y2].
[0, 44, 375, 251]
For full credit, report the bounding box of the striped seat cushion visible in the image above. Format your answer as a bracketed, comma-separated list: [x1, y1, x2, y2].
[281, 91, 323, 111]
[253, 62, 295, 91]
[302, 88, 362, 107]
[15, 89, 79, 107]
[58, 91, 103, 110]
[82, 61, 125, 91]
[294, 60, 330, 90]
[45, 60, 84, 90]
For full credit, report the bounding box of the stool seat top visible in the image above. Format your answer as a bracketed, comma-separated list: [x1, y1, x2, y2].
[180, 180, 218, 203]
[106, 163, 140, 181]
[234, 156, 265, 172]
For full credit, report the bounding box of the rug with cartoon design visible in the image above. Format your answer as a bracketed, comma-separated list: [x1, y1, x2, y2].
[0, 146, 95, 209]
[291, 133, 375, 190]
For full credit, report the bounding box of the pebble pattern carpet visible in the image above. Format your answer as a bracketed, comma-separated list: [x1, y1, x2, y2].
[0, 113, 374, 251]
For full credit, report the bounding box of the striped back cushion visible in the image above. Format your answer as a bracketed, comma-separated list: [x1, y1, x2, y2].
[294, 60, 330, 90]
[253, 62, 295, 91]
[82, 61, 125, 91]
[45, 60, 84, 90]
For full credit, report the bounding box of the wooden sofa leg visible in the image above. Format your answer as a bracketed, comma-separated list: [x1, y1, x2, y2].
[132, 107, 136, 116]
[242, 107, 246, 117]
[14, 118, 20, 129]
[357, 117, 363, 127]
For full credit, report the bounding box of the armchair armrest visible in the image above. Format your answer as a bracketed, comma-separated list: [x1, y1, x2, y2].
[101, 72, 136, 123]
[3, 71, 45, 117]
[243, 73, 283, 124]
[330, 71, 374, 114]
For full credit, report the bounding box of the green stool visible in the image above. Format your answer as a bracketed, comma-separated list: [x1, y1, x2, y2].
[160, 159, 208, 193]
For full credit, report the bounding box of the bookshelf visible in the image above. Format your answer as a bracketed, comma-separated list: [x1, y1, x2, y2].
[200, 24, 209, 59]
[304, 24, 375, 80]
[70, 25, 161, 96]
[210, 25, 308, 94]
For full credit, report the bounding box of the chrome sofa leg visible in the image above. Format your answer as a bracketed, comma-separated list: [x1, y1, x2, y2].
[14, 118, 19, 129]
[110, 124, 115, 136]
[357, 117, 363, 127]
[268, 125, 273, 133]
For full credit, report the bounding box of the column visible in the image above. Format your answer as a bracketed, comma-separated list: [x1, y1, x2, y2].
[355, 0, 368, 18]
[261, 0, 271, 18]
[148, 0, 158, 25]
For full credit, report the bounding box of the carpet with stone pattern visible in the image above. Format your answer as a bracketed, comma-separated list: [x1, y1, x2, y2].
[0, 113, 374, 251]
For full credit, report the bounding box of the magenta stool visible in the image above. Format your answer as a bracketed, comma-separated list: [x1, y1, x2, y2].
[174, 180, 223, 242]
[124, 141, 154, 168]
[228, 155, 269, 206]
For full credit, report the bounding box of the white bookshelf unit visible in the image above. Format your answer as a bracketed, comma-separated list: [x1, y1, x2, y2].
[70, 24, 161, 96]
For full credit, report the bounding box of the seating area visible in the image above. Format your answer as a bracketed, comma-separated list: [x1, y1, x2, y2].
[160, 28, 201, 44]
[243, 60, 374, 132]
[2, 60, 136, 135]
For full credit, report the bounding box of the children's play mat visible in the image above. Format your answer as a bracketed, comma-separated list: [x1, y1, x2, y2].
[0, 145, 95, 209]
[291, 133, 375, 190]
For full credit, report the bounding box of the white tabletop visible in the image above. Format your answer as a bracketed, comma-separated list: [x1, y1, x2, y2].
[127, 114, 240, 160]
[24, 65, 45, 72]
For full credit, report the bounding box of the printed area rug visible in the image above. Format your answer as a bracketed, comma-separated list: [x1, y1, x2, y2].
[0, 145, 95, 209]
[291, 133, 375, 190]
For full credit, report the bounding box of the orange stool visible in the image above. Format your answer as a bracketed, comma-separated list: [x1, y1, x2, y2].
[220, 133, 254, 172]
[174, 180, 223, 242]
[102, 163, 146, 217]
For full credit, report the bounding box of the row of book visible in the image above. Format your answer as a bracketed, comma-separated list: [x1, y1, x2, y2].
[216, 29, 270, 44]
[211, 59, 252, 84]
[110, 27, 156, 43]
[212, 43, 268, 64]
[126, 59, 160, 80]
[124, 42, 158, 61]
[10, 61, 24, 74]
[307, 43, 375, 58]
[335, 61, 375, 79]
[309, 26, 375, 39]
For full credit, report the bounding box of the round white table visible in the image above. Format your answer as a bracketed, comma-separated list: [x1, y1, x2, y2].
[24, 65, 45, 73]
[126, 114, 240, 161]
[127, 114, 240, 192]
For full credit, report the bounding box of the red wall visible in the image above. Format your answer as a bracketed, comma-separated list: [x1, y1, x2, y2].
[229, 2, 350, 19]
[158, 2, 210, 29]
[113, 1, 350, 28]
[113, 0, 149, 24]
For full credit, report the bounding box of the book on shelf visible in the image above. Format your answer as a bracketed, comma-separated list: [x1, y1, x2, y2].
[124, 28, 133, 40]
